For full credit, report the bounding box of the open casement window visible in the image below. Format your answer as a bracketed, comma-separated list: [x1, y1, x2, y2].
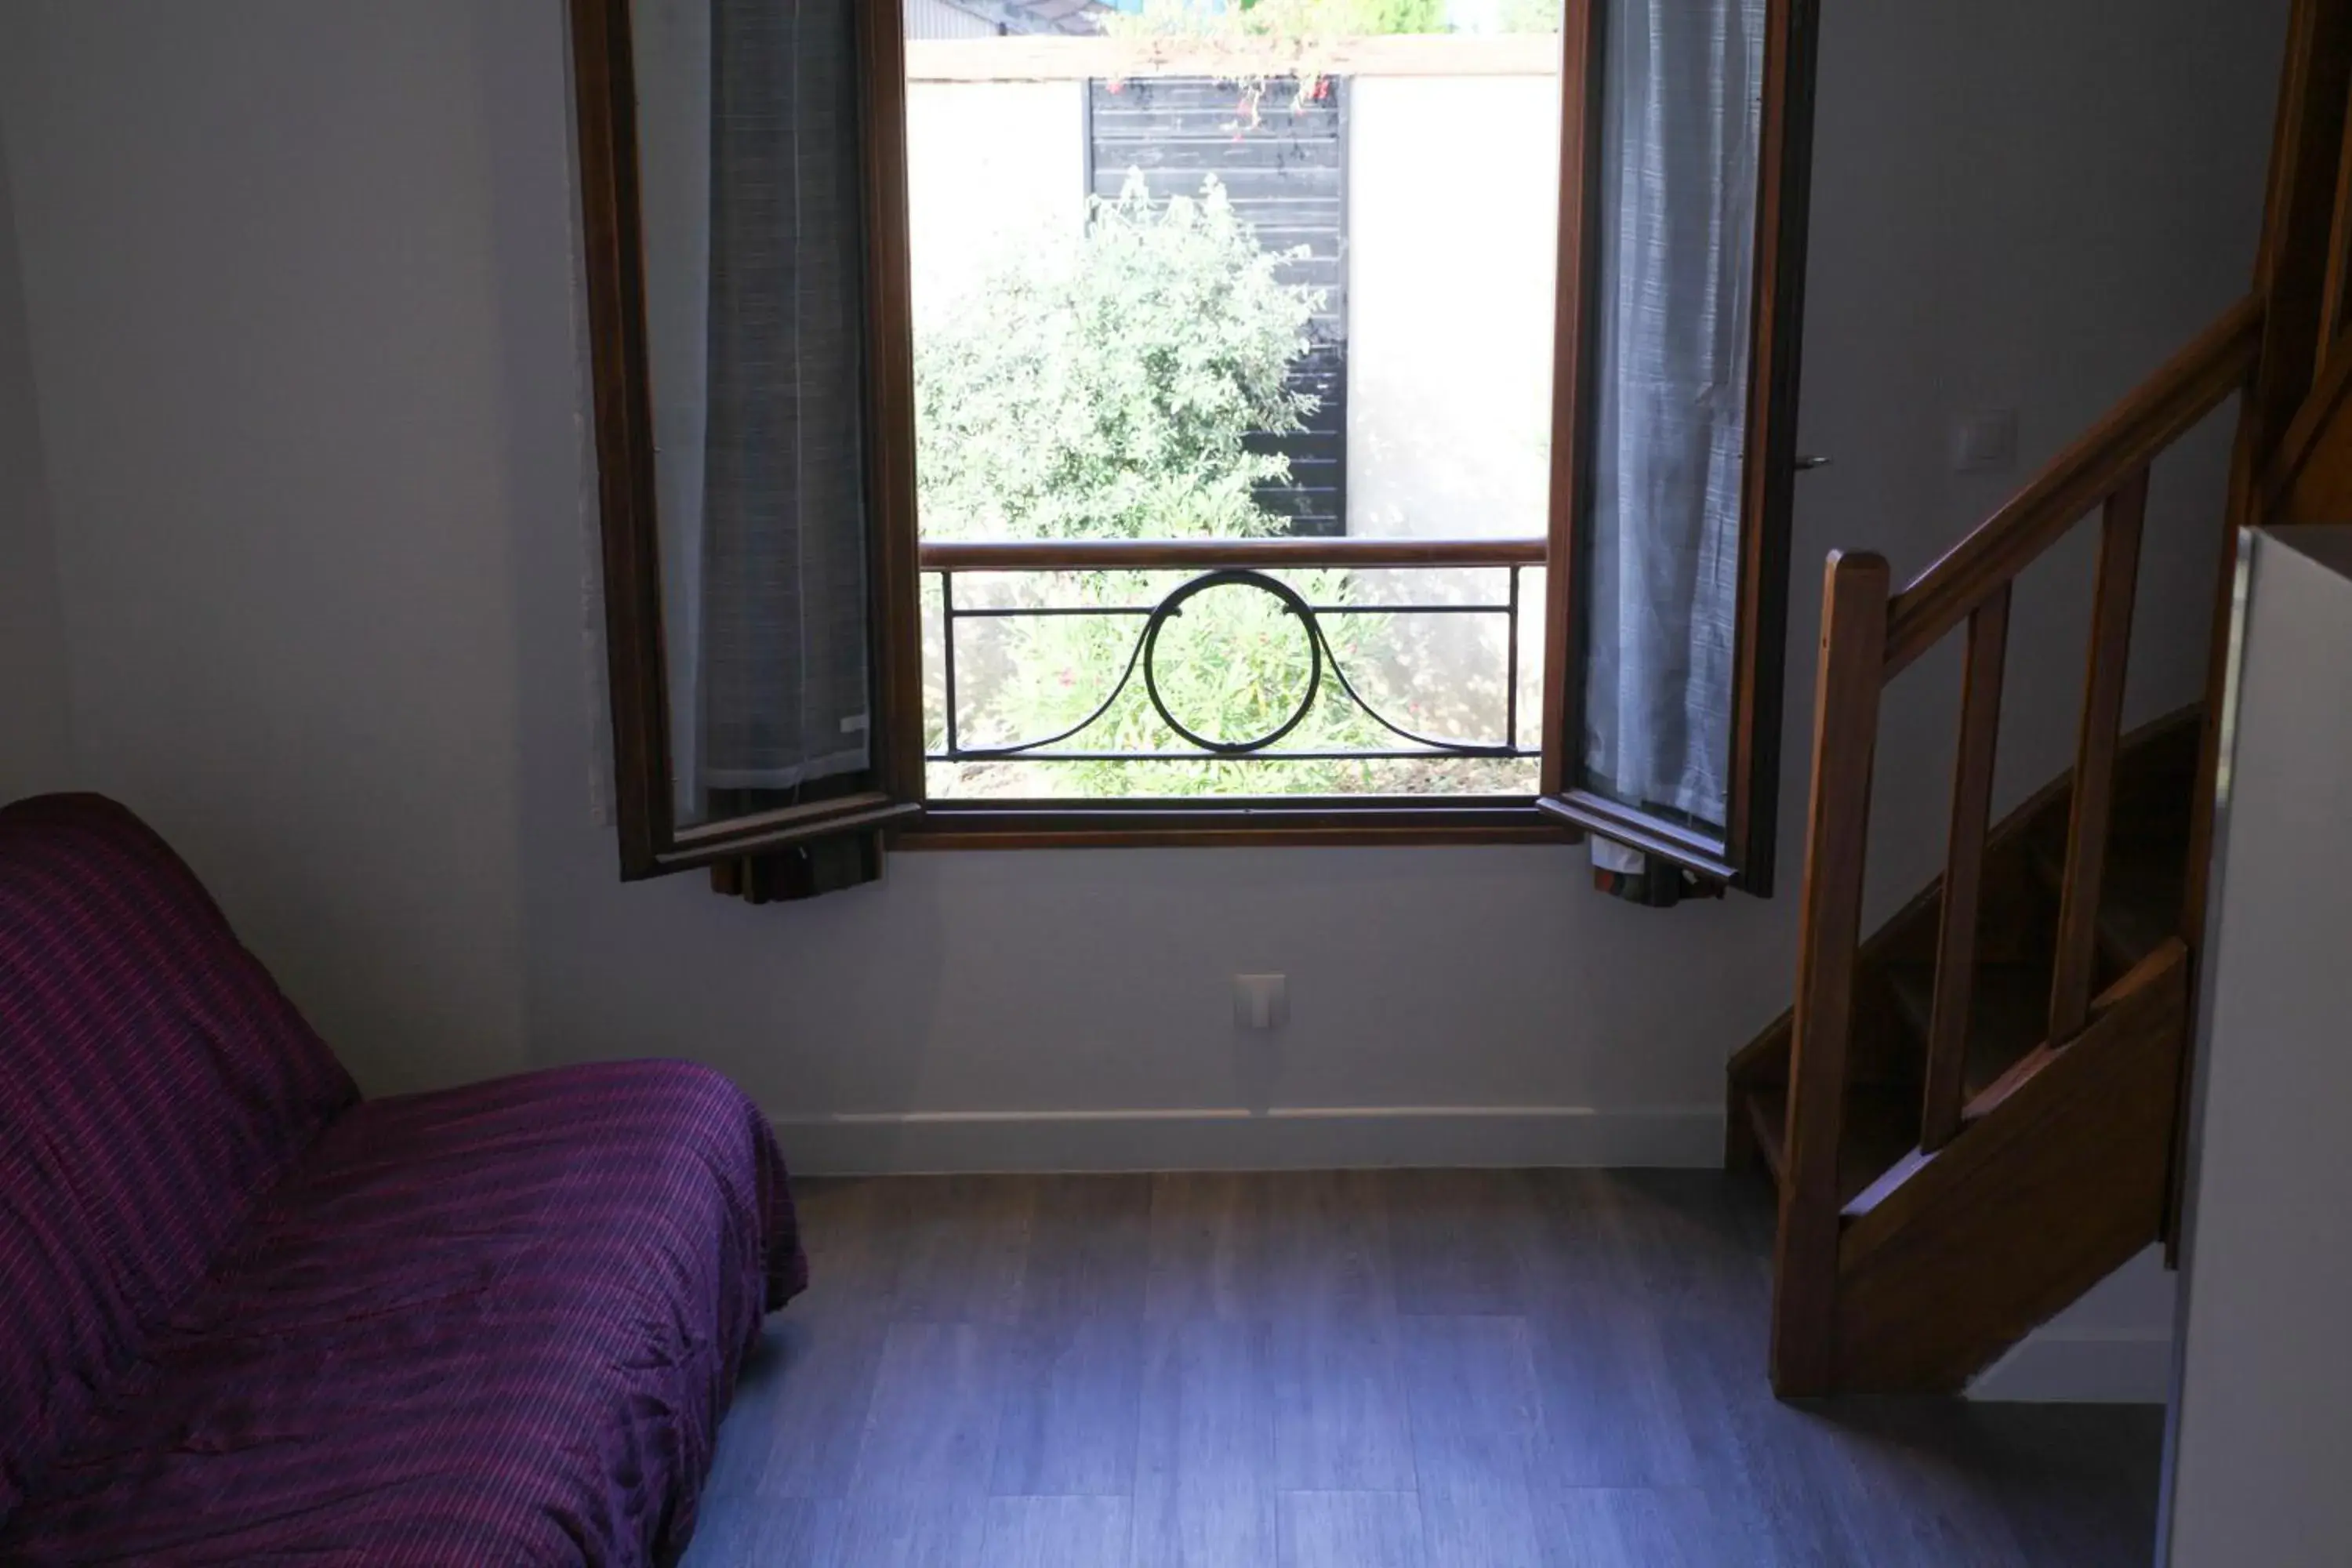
[1536, 0, 1824, 897]
[570, 0, 925, 880]
[569, 0, 1817, 884]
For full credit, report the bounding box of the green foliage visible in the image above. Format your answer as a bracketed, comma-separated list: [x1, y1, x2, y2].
[991, 570, 1393, 797]
[1494, 0, 1564, 31]
[917, 175, 1313, 545]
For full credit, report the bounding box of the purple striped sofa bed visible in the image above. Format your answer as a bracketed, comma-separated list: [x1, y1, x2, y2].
[0, 794, 806, 1565]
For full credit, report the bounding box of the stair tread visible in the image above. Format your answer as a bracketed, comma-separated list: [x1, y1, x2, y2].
[2026, 826, 2188, 970]
[2089, 849, 2187, 963]
[1747, 1083, 1918, 1207]
[2096, 716, 2199, 837]
[1885, 960, 2053, 1101]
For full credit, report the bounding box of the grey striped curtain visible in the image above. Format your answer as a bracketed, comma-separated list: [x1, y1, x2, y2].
[691, 0, 871, 811]
[1581, 0, 1766, 861]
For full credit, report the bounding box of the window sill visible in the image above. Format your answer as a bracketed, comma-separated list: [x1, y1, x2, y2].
[895, 799, 1581, 851]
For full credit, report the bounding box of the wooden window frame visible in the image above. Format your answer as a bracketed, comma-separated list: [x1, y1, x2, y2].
[571, 0, 1817, 881]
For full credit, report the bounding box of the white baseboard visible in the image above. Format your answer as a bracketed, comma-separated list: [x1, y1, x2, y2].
[768, 1104, 1725, 1175]
[1966, 1329, 2176, 1405]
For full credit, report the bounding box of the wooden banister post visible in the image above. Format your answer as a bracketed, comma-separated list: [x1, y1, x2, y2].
[1770, 549, 1890, 1397]
[2049, 468, 2149, 1044]
[1922, 584, 2012, 1152]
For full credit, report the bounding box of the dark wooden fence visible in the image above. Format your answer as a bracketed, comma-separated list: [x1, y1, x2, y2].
[1086, 74, 1348, 535]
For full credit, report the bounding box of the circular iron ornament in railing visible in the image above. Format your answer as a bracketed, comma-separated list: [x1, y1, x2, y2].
[1140, 568, 1323, 754]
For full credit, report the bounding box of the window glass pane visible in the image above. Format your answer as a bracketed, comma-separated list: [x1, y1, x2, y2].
[903, 0, 1566, 801]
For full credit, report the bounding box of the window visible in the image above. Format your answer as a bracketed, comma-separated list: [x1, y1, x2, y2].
[569, 0, 1817, 889]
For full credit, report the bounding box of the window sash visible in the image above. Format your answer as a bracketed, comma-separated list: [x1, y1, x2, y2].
[1537, 0, 1821, 897]
[570, 0, 924, 878]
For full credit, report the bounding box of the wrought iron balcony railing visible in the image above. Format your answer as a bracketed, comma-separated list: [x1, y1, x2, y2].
[920, 535, 1546, 772]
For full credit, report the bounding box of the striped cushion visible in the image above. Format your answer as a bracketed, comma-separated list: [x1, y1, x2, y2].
[0, 794, 358, 1519]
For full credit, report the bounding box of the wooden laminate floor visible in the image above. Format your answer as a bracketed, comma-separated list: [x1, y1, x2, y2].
[683, 1171, 2164, 1567]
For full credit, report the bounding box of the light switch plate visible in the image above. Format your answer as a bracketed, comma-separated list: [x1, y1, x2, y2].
[1951, 408, 2020, 472]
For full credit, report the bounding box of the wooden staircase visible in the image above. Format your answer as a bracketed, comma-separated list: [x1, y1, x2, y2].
[1733, 710, 2201, 1204]
[1730, 298, 2263, 1396]
[1734, 0, 2352, 1398]
[1730, 710, 2201, 1392]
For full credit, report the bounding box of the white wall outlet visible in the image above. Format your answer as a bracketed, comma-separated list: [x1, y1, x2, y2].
[1233, 973, 1288, 1031]
[1951, 408, 2020, 473]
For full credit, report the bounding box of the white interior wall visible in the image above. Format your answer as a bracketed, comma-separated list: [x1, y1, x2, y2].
[1969, 1244, 2177, 1403]
[0, 107, 73, 805]
[0, 0, 529, 1094]
[1824, 2, 2277, 927]
[0, 0, 2285, 1175]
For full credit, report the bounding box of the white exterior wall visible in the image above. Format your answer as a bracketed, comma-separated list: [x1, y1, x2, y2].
[905, 81, 1088, 330]
[1348, 73, 1559, 543]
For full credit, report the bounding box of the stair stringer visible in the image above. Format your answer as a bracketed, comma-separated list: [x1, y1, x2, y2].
[1824, 941, 2188, 1393]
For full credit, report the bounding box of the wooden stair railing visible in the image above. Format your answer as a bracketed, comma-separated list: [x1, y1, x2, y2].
[1767, 293, 2265, 1396]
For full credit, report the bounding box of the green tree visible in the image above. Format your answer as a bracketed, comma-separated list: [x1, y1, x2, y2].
[917, 174, 1312, 545]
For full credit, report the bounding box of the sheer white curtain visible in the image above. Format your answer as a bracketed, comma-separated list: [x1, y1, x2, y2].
[1581, 0, 1766, 869]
